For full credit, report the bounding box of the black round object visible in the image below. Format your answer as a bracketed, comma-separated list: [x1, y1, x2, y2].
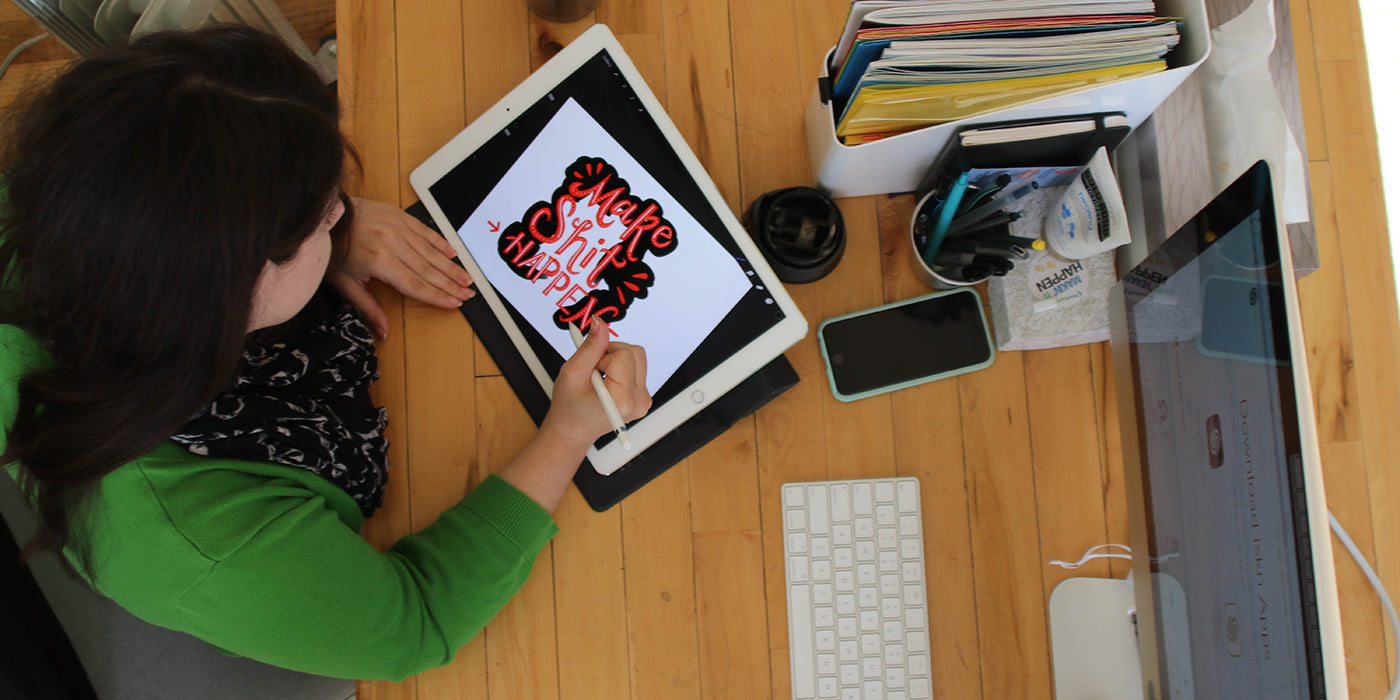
[744, 186, 845, 284]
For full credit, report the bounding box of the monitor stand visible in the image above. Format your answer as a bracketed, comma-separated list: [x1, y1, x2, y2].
[1049, 576, 1144, 698]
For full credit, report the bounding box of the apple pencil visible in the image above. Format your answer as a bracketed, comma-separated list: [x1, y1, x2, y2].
[568, 322, 633, 450]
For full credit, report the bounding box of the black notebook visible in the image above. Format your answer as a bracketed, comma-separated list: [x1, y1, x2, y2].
[917, 112, 1130, 196]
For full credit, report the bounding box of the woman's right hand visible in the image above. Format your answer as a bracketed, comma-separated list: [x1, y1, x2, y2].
[540, 317, 651, 450]
[497, 317, 649, 513]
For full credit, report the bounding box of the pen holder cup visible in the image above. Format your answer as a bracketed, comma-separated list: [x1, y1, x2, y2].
[909, 190, 993, 290]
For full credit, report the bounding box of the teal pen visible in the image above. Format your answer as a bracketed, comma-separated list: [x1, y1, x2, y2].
[921, 170, 969, 267]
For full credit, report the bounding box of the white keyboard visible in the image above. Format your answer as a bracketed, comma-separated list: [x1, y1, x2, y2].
[782, 477, 931, 700]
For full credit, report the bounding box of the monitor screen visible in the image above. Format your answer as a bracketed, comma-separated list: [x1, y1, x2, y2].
[1112, 162, 1330, 698]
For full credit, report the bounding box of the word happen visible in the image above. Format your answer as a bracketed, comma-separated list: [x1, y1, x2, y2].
[495, 156, 679, 330]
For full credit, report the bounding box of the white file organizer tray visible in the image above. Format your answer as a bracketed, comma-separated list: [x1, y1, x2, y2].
[804, 0, 1211, 198]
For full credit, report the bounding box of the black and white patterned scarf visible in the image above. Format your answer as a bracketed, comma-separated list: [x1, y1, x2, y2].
[170, 287, 389, 517]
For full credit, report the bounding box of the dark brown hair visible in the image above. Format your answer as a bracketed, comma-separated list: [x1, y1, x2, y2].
[0, 25, 349, 567]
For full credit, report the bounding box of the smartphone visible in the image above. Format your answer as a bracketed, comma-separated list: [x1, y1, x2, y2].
[818, 288, 995, 401]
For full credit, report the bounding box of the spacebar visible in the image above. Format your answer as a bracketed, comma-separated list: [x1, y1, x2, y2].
[789, 584, 815, 699]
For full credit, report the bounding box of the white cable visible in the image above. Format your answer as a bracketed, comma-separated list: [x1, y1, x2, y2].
[1330, 510, 1400, 700]
[1049, 543, 1133, 570]
[0, 33, 48, 83]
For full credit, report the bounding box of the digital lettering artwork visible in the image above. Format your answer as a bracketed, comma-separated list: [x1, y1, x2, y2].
[458, 99, 751, 395]
[496, 156, 677, 331]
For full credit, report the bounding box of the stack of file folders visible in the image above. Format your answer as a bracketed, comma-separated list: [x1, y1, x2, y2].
[827, 0, 1182, 144]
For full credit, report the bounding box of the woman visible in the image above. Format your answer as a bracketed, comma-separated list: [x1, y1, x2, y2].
[0, 25, 649, 680]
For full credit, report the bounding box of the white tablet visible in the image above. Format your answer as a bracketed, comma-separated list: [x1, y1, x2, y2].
[411, 24, 808, 476]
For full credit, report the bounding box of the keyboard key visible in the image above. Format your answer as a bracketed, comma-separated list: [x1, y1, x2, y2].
[818, 677, 838, 698]
[898, 514, 920, 536]
[876, 504, 897, 526]
[901, 539, 921, 559]
[784, 484, 805, 507]
[863, 681, 884, 700]
[837, 617, 857, 639]
[834, 547, 854, 569]
[902, 562, 922, 583]
[853, 484, 873, 514]
[817, 654, 837, 675]
[897, 481, 919, 512]
[789, 584, 815, 698]
[881, 598, 900, 619]
[814, 583, 833, 605]
[840, 663, 860, 685]
[884, 643, 905, 666]
[858, 588, 878, 609]
[787, 509, 807, 531]
[807, 485, 830, 534]
[903, 584, 924, 607]
[788, 532, 808, 554]
[882, 620, 904, 642]
[830, 484, 851, 521]
[905, 608, 926, 630]
[815, 606, 834, 628]
[835, 571, 855, 592]
[859, 610, 879, 631]
[836, 594, 856, 615]
[909, 677, 931, 699]
[888, 693, 908, 700]
[811, 537, 831, 558]
[842, 690, 860, 700]
[862, 657, 882, 679]
[880, 574, 900, 596]
[879, 551, 899, 573]
[906, 632, 927, 653]
[855, 541, 875, 562]
[861, 634, 881, 655]
[886, 668, 906, 689]
[855, 518, 875, 539]
[875, 482, 895, 503]
[857, 564, 877, 585]
[789, 557, 809, 582]
[838, 640, 858, 662]
[812, 560, 832, 582]
[908, 654, 929, 677]
[832, 524, 853, 545]
[877, 528, 897, 549]
[817, 630, 836, 651]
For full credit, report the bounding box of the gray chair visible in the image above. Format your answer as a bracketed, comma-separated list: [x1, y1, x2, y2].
[1, 472, 356, 700]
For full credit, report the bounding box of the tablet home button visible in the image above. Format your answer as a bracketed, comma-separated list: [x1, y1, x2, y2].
[691, 390, 705, 404]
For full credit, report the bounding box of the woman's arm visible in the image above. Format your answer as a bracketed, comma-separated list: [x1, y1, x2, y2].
[498, 316, 650, 513]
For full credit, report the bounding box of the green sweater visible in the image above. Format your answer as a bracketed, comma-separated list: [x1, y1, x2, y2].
[0, 324, 560, 681]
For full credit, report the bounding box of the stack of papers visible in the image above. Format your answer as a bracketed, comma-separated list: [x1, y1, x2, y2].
[828, 1, 1180, 143]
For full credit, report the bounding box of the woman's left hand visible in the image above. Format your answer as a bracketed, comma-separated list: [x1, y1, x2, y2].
[328, 197, 475, 338]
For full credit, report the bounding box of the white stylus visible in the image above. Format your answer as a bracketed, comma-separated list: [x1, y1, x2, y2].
[568, 323, 633, 450]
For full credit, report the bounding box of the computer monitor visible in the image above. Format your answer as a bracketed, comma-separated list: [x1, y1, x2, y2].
[1106, 160, 1347, 698]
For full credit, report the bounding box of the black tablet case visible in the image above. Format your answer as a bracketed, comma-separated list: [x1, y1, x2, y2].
[405, 202, 800, 511]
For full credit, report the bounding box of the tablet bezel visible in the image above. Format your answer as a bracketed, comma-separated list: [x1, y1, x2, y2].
[410, 24, 808, 476]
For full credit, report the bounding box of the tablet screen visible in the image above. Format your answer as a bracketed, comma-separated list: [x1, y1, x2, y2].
[425, 49, 786, 444]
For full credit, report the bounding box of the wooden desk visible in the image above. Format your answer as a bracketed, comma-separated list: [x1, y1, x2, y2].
[328, 1, 1398, 698]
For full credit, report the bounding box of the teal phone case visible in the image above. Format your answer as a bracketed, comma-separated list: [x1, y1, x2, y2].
[817, 288, 996, 402]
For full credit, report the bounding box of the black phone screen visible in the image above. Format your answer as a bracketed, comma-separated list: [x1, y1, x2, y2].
[820, 290, 992, 397]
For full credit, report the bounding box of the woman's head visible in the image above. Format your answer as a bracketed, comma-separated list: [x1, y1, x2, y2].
[3, 24, 347, 364]
[0, 24, 350, 561]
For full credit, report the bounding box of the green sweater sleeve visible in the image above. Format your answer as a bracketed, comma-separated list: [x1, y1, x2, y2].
[5, 324, 559, 680]
[89, 455, 559, 682]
